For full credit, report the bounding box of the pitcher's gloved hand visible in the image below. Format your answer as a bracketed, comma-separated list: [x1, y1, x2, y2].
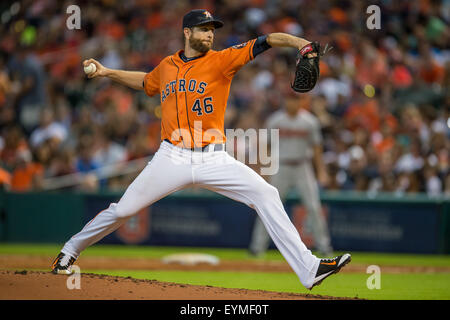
[291, 42, 332, 93]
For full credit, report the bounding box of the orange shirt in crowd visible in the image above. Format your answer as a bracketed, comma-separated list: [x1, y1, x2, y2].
[10, 163, 43, 192]
[345, 99, 380, 133]
[0, 167, 11, 187]
[374, 136, 395, 154]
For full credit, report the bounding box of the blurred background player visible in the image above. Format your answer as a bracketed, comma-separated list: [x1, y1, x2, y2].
[250, 91, 333, 257]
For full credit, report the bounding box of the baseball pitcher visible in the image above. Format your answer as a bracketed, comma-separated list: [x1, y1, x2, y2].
[249, 92, 333, 257]
[51, 9, 350, 290]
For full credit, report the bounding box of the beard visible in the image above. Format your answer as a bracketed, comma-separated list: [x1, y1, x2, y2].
[188, 36, 212, 53]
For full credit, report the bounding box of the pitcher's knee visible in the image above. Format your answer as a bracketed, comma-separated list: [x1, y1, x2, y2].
[269, 184, 281, 199]
[113, 203, 136, 218]
[255, 183, 280, 201]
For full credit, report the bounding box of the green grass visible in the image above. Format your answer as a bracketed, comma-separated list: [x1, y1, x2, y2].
[1, 243, 450, 267]
[1, 243, 449, 300]
[84, 269, 450, 300]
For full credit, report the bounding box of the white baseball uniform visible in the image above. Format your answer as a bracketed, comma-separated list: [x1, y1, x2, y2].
[60, 141, 321, 288]
[249, 108, 333, 256]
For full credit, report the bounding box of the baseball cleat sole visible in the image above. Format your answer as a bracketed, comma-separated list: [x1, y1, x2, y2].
[51, 268, 74, 275]
[309, 253, 352, 290]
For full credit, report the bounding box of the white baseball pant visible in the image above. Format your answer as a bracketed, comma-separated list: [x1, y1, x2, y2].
[61, 141, 320, 288]
[250, 162, 332, 255]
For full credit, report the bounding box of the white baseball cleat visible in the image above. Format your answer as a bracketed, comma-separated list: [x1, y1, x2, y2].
[308, 253, 352, 290]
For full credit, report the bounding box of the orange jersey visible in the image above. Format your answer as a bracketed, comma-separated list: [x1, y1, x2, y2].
[143, 39, 258, 148]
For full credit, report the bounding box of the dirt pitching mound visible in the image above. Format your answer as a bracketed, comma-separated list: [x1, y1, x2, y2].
[0, 270, 356, 300]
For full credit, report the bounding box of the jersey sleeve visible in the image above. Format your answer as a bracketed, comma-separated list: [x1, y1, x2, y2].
[143, 64, 161, 97]
[218, 39, 257, 79]
[252, 35, 272, 57]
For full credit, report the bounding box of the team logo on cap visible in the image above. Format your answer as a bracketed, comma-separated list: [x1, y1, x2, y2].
[204, 11, 212, 18]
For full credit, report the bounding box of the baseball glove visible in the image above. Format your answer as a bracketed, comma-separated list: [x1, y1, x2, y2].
[291, 42, 331, 93]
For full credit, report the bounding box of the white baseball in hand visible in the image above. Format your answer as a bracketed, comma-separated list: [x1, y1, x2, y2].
[84, 63, 97, 75]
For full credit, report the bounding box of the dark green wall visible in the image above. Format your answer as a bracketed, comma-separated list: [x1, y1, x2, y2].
[2, 192, 85, 243]
[0, 190, 448, 253]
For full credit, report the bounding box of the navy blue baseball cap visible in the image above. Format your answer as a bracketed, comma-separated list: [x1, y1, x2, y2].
[182, 9, 224, 29]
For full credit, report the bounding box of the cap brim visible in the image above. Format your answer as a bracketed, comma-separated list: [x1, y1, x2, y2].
[212, 20, 224, 28]
[193, 19, 224, 29]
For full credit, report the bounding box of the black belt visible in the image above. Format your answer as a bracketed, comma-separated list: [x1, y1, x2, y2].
[163, 139, 224, 152]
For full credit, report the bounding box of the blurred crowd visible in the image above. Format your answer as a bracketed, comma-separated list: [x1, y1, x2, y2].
[0, 0, 449, 196]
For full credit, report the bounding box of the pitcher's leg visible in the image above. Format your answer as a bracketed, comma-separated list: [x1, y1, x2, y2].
[296, 163, 332, 256]
[61, 203, 126, 259]
[61, 149, 193, 259]
[196, 155, 319, 288]
[249, 166, 291, 255]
